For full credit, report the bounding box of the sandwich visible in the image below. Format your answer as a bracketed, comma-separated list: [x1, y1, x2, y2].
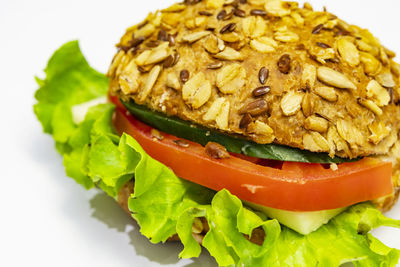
[34, 0, 400, 265]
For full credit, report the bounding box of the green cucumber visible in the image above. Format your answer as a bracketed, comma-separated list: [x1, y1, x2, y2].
[122, 100, 358, 164]
[246, 201, 346, 235]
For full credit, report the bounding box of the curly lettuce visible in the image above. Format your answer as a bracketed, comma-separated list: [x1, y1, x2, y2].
[34, 41, 400, 267]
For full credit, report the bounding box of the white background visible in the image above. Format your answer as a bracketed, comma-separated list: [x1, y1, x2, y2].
[1, 0, 400, 266]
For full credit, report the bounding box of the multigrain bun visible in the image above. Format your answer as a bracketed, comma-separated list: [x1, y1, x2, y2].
[107, 0, 400, 161]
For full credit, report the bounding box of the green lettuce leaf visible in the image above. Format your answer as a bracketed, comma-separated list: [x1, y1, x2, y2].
[34, 41, 400, 267]
[34, 41, 108, 140]
[175, 190, 400, 267]
[33, 41, 132, 195]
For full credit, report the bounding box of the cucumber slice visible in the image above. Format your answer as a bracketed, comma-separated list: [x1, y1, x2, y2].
[247, 202, 346, 235]
[122, 100, 357, 164]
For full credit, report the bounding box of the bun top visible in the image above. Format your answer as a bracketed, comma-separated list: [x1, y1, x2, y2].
[108, 0, 400, 159]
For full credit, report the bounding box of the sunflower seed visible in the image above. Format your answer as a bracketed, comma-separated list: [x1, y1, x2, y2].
[314, 86, 338, 102]
[358, 98, 383, 116]
[248, 120, 274, 139]
[174, 139, 189, 147]
[192, 217, 204, 234]
[166, 72, 181, 91]
[301, 64, 316, 89]
[220, 32, 241, 42]
[138, 65, 162, 102]
[303, 132, 330, 152]
[151, 129, 164, 140]
[118, 60, 140, 94]
[213, 47, 244, 61]
[135, 23, 155, 38]
[182, 31, 210, 43]
[250, 9, 267, 16]
[216, 100, 230, 129]
[207, 62, 223, 69]
[258, 67, 269, 84]
[304, 115, 329, 133]
[173, 52, 180, 65]
[317, 66, 357, 90]
[135, 43, 170, 66]
[360, 52, 382, 76]
[281, 91, 304, 116]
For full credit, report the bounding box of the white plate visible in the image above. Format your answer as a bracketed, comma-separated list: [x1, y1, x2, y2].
[1, 0, 399, 266]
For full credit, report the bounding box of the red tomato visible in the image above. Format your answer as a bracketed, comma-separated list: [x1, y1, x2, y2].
[110, 96, 393, 211]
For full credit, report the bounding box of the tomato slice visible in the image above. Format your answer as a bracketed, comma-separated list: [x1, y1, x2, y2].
[110, 96, 393, 211]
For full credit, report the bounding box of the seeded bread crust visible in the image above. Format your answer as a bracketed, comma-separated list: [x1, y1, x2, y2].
[108, 0, 400, 159]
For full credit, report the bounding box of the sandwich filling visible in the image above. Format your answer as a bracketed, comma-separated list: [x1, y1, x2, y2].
[34, 40, 400, 267]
